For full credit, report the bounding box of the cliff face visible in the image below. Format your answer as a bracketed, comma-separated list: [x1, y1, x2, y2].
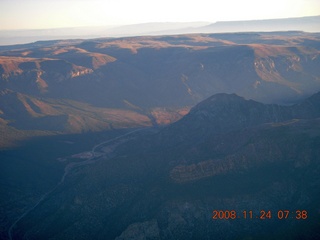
[9, 92, 320, 240]
[0, 57, 94, 94]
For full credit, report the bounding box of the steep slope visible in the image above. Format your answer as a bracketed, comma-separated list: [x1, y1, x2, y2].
[157, 92, 320, 148]
[0, 89, 156, 149]
[0, 89, 152, 133]
[8, 92, 320, 240]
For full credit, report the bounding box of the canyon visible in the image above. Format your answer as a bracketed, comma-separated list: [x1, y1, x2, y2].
[1, 31, 320, 148]
[1, 30, 320, 239]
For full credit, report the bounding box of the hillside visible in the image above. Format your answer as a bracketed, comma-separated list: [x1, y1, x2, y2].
[4, 92, 320, 240]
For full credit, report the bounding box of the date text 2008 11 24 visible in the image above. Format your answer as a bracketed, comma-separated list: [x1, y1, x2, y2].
[212, 210, 308, 220]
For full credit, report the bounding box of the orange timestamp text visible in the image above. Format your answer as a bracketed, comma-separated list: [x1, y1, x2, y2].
[212, 210, 308, 220]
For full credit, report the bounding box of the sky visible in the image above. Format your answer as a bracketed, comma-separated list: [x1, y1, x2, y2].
[0, 0, 319, 30]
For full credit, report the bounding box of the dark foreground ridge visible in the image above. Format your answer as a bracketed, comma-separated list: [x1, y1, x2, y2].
[3, 92, 320, 240]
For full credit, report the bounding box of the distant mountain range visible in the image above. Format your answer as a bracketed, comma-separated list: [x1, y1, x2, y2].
[0, 15, 319, 46]
[1, 31, 320, 148]
[199, 15, 320, 34]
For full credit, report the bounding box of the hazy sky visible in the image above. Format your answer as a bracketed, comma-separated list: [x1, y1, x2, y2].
[1, 0, 319, 30]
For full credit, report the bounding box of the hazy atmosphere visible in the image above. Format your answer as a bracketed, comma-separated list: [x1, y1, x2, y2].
[1, 0, 319, 30]
[1, 0, 320, 240]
